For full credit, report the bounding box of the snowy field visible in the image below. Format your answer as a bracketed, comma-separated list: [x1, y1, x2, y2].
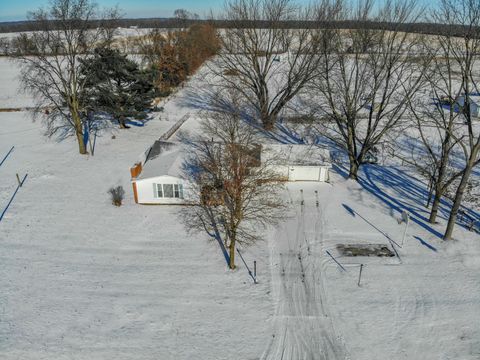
[0, 63, 272, 359]
[1, 57, 480, 359]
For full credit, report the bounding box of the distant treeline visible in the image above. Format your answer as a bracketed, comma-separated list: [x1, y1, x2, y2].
[0, 18, 478, 38]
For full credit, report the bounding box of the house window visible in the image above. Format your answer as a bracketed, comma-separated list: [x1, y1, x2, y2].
[163, 184, 174, 198]
[154, 183, 184, 199]
[155, 184, 163, 198]
[174, 184, 184, 199]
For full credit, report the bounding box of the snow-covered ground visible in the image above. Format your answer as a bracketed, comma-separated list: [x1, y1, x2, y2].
[0, 58, 31, 108]
[261, 174, 480, 360]
[1, 57, 479, 359]
[0, 64, 272, 359]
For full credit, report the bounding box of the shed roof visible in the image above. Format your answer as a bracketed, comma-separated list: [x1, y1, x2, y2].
[262, 144, 331, 166]
[137, 141, 185, 180]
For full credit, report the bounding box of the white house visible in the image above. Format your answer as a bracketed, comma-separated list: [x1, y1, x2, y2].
[131, 142, 332, 205]
[130, 141, 193, 205]
[262, 144, 331, 182]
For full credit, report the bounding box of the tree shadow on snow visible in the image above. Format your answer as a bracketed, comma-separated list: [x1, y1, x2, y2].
[414, 236, 438, 252]
[334, 163, 480, 240]
[178, 87, 323, 145]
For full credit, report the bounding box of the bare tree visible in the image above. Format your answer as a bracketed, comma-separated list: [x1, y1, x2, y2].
[401, 31, 472, 224]
[180, 110, 286, 269]
[431, 0, 480, 240]
[213, 0, 322, 130]
[12, 0, 120, 154]
[311, 0, 426, 180]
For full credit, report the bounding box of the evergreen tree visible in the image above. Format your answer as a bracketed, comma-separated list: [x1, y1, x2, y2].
[81, 47, 156, 128]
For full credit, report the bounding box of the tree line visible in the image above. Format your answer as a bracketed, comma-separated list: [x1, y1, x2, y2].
[1, 17, 479, 38]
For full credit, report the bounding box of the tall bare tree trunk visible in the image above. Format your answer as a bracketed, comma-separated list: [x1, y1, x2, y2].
[429, 189, 442, 224]
[429, 152, 449, 223]
[348, 159, 360, 180]
[229, 236, 236, 270]
[70, 105, 87, 155]
[262, 112, 277, 131]
[444, 164, 474, 240]
[347, 126, 359, 180]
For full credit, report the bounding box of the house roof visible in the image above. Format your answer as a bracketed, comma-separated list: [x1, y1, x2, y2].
[262, 144, 331, 166]
[136, 142, 331, 181]
[137, 141, 185, 180]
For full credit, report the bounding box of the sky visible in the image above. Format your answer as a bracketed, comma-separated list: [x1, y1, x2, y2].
[0, 0, 229, 21]
[0, 0, 435, 22]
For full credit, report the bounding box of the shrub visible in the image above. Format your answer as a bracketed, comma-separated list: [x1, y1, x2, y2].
[108, 186, 125, 206]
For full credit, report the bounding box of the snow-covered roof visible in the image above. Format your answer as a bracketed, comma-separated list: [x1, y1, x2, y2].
[137, 142, 331, 181]
[137, 141, 184, 180]
[262, 144, 331, 166]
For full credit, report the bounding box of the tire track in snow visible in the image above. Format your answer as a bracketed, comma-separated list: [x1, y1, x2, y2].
[262, 187, 349, 360]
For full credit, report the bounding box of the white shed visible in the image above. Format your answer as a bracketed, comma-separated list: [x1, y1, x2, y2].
[130, 141, 193, 205]
[262, 144, 331, 182]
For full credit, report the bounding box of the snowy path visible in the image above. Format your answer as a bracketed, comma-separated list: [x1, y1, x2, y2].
[263, 184, 349, 360]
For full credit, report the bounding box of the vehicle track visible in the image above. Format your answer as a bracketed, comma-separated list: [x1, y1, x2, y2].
[262, 187, 349, 360]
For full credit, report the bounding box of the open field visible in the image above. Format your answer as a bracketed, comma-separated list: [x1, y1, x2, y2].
[0, 56, 479, 359]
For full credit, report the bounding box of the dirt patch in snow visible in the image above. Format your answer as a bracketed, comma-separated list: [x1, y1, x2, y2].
[337, 244, 395, 257]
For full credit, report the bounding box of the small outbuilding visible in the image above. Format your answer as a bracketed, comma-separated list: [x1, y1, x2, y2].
[130, 141, 192, 205]
[262, 144, 331, 182]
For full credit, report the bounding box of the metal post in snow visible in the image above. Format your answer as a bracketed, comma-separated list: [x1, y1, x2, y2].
[16, 173, 21, 186]
[300, 189, 304, 206]
[401, 211, 410, 247]
[315, 190, 319, 208]
[92, 129, 97, 156]
[254, 261, 257, 279]
[358, 264, 364, 287]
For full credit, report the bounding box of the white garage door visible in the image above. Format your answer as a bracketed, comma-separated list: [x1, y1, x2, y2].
[288, 166, 320, 181]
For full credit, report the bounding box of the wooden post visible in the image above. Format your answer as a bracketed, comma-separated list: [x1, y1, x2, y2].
[358, 264, 364, 287]
[16, 173, 21, 187]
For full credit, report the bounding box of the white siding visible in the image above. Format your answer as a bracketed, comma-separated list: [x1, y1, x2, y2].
[288, 166, 321, 181]
[267, 164, 330, 182]
[319, 167, 329, 182]
[135, 175, 194, 205]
